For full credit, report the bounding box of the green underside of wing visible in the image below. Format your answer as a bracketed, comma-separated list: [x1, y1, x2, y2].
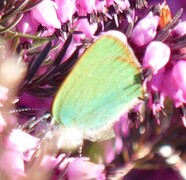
[52, 34, 143, 140]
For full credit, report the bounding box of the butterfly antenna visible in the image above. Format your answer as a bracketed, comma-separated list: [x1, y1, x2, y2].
[9, 107, 43, 114]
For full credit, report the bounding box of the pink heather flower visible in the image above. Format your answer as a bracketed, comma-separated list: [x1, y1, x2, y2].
[173, 21, 186, 36]
[4, 129, 39, 161]
[6, 129, 39, 151]
[54, 0, 76, 23]
[76, 18, 98, 37]
[147, 68, 165, 116]
[148, 68, 165, 91]
[77, 0, 96, 14]
[25, 154, 65, 179]
[72, 33, 86, 44]
[114, 113, 130, 137]
[16, 12, 39, 44]
[143, 41, 170, 74]
[0, 129, 39, 179]
[164, 60, 186, 107]
[0, 150, 26, 179]
[131, 12, 159, 46]
[39, 27, 57, 37]
[31, 0, 61, 31]
[104, 137, 123, 164]
[34, 154, 65, 173]
[172, 60, 186, 91]
[162, 69, 185, 107]
[59, 157, 105, 180]
[104, 140, 116, 164]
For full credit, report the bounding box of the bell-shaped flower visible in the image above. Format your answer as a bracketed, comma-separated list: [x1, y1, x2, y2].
[173, 21, 186, 36]
[31, 0, 61, 31]
[147, 68, 165, 118]
[4, 129, 39, 161]
[171, 60, 186, 105]
[131, 12, 159, 46]
[76, 18, 98, 37]
[0, 150, 26, 179]
[54, 0, 76, 23]
[59, 157, 105, 180]
[0, 129, 39, 179]
[77, 0, 96, 14]
[143, 41, 170, 74]
[16, 12, 39, 43]
[162, 67, 186, 107]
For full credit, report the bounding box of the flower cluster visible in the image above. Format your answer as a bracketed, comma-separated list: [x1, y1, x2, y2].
[15, 0, 130, 45]
[0, 0, 186, 179]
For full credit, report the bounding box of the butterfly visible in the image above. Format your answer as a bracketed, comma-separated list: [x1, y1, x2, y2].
[52, 31, 143, 141]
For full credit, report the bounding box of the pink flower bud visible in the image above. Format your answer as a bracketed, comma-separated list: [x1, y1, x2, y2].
[31, 0, 61, 29]
[16, 12, 39, 43]
[147, 69, 165, 117]
[114, 113, 129, 138]
[171, 60, 186, 101]
[143, 41, 170, 74]
[131, 12, 159, 46]
[77, 0, 96, 14]
[65, 158, 105, 180]
[6, 129, 39, 154]
[0, 151, 25, 179]
[54, 0, 76, 23]
[173, 21, 186, 36]
[147, 68, 165, 91]
[76, 18, 98, 37]
[162, 67, 186, 107]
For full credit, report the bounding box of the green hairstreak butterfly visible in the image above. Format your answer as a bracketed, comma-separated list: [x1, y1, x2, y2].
[52, 31, 143, 141]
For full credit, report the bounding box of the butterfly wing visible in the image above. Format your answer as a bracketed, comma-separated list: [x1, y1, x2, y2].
[52, 31, 143, 141]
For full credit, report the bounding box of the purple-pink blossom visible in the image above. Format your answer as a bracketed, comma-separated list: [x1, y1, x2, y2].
[16, 12, 39, 44]
[147, 68, 165, 117]
[54, 0, 76, 23]
[131, 12, 159, 46]
[164, 60, 186, 107]
[31, 0, 61, 30]
[59, 157, 106, 180]
[77, 0, 96, 14]
[173, 21, 186, 36]
[0, 129, 39, 179]
[143, 41, 170, 74]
